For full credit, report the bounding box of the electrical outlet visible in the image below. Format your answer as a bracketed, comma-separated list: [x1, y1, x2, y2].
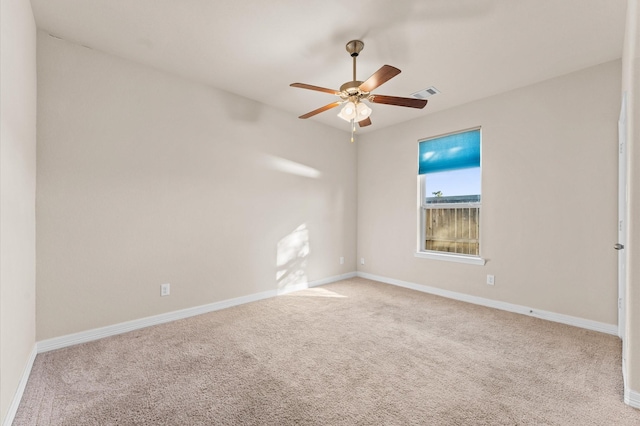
[160, 283, 170, 296]
[360, 257, 365, 265]
[486, 275, 495, 286]
[340, 256, 344, 265]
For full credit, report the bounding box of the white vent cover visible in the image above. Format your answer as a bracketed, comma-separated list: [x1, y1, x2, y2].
[411, 86, 441, 99]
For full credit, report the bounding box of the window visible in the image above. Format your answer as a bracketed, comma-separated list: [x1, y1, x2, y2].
[417, 128, 484, 264]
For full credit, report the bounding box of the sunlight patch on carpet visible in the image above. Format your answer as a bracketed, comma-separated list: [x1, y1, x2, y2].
[286, 287, 347, 298]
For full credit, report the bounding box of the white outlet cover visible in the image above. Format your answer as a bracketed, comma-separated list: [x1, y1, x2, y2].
[486, 275, 495, 285]
[161, 283, 170, 296]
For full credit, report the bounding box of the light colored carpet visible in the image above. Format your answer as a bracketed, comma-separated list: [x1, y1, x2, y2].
[14, 278, 640, 425]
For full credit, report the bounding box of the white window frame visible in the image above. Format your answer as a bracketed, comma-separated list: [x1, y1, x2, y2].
[415, 128, 486, 266]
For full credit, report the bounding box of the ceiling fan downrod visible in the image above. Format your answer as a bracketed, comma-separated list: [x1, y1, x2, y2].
[345, 40, 364, 82]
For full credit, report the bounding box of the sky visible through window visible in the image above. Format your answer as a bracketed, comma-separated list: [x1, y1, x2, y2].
[425, 167, 480, 198]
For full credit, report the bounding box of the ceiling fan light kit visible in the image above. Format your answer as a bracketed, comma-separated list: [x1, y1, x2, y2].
[290, 39, 428, 140]
[337, 101, 372, 122]
[356, 102, 372, 119]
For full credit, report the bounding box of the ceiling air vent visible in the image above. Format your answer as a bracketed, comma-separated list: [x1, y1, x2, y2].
[411, 86, 440, 99]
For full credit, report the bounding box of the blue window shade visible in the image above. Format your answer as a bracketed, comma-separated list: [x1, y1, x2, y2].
[419, 129, 480, 175]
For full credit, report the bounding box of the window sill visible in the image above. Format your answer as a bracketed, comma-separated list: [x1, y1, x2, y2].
[414, 251, 486, 265]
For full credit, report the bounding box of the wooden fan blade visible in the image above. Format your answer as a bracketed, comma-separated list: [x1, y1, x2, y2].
[370, 95, 427, 109]
[359, 65, 401, 93]
[290, 83, 340, 95]
[298, 101, 342, 119]
[358, 117, 372, 127]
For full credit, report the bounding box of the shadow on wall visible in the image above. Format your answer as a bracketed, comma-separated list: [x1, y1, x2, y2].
[277, 224, 310, 291]
[218, 90, 264, 122]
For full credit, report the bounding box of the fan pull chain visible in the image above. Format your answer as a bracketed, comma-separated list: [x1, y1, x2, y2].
[351, 119, 356, 143]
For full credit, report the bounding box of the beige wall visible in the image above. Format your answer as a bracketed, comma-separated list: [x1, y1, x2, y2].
[26, 4, 638, 409]
[0, 0, 37, 422]
[35, 32, 357, 340]
[623, 0, 640, 399]
[358, 60, 621, 325]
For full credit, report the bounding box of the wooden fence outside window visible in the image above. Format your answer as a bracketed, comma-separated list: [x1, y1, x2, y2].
[425, 206, 480, 255]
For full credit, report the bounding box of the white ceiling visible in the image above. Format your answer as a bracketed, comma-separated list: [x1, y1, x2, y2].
[30, 0, 628, 133]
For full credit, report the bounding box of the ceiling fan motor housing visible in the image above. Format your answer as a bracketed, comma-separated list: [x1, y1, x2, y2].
[340, 80, 366, 97]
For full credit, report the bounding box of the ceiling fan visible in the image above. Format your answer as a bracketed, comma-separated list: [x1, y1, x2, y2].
[290, 40, 428, 131]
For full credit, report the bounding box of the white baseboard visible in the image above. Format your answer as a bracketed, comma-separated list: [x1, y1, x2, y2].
[625, 387, 640, 409]
[3, 345, 37, 426]
[357, 272, 618, 336]
[37, 272, 357, 353]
